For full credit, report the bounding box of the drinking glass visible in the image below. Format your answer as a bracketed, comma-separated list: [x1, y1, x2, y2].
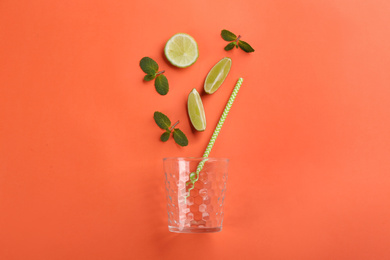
[163, 157, 229, 233]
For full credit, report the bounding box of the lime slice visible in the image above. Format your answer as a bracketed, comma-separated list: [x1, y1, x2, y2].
[187, 88, 206, 131]
[164, 33, 199, 68]
[204, 57, 232, 94]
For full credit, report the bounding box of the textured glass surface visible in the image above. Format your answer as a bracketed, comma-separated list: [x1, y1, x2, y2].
[163, 157, 228, 233]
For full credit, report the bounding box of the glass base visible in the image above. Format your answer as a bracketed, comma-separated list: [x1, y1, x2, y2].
[168, 226, 222, 233]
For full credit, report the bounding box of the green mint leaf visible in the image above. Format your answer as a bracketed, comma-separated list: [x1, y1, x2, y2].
[172, 128, 188, 147]
[236, 44, 238, 49]
[140, 57, 159, 74]
[144, 74, 156, 81]
[160, 131, 170, 142]
[238, 40, 255, 52]
[154, 74, 169, 95]
[154, 111, 171, 130]
[224, 42, 235, 51]
[221, 30, 237, 41]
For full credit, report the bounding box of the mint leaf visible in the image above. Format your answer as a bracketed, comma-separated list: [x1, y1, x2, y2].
[224, 42, 235, 51]
[155, 74, 169, 95]
[238, 40, 255, 52]
[160, 131, 170, 142]
[221, 30, 237, 41]
[144, 74, 156, 81]
[172, 128, 188, 147]
[154, 111, 171, 130]
[140, 57, 159, 74]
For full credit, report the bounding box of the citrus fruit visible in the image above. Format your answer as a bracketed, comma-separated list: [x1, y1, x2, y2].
[187, 88, 206, 131]
[204, 57, 232, 94]
[164, 33, 199, 68]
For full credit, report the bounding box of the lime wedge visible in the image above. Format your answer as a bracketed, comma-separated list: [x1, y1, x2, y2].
[204, 57, 232, 94]
[187, 88, 206, 131]
[164, 33, 199, 68]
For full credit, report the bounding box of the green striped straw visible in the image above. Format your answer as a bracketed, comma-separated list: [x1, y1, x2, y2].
[186, 78, 244, 198]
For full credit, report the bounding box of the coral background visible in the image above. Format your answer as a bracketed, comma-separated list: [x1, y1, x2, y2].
[1, 0, 389, 259]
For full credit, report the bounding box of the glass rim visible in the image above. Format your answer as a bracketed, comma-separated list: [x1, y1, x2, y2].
[163, 157, 229, 162]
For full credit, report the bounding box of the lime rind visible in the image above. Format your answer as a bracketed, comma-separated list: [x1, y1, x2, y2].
[204, 57, 232, 94]
[164, 33, 199, 68]
[187, 88, 206, 131]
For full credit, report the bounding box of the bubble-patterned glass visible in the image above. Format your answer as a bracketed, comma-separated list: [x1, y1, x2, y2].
[163, 157, 229, 233]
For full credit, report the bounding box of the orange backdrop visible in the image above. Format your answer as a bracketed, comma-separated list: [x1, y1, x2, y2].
[1, 0, 390, 259]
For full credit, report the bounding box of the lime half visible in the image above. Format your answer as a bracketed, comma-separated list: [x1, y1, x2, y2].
[187, 88, 206, 131]
[204, 57, 232, 94]
[164, 33, 199, 68]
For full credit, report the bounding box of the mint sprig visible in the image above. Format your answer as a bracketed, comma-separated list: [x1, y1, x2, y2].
[140, 57, 169, 95]
[153, 111, 188, 147]
[221, 29, 255, 53]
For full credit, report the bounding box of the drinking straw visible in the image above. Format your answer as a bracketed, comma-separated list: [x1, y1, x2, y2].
[186, 78, 244, 198]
